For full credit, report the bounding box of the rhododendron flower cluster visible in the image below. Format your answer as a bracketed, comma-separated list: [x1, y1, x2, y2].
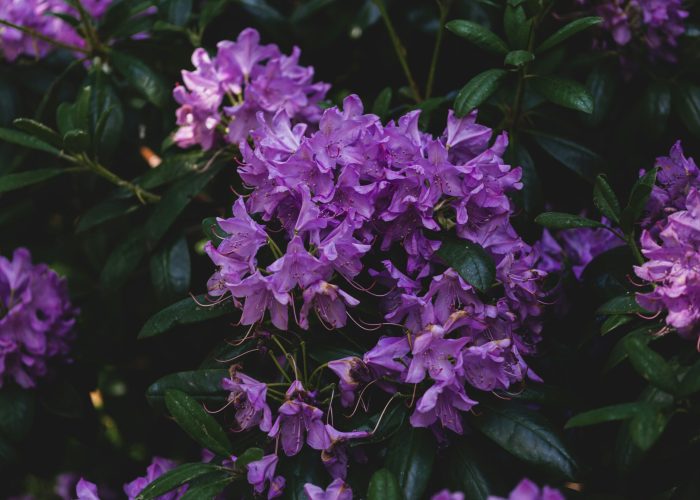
[487, 478, 565, 500]
[0, 0, 112, 61]
[580, 0, 688, 63]
[0, 247, 77, 388]
[173, 28, 329, 150]
[203, 85, 551, 495]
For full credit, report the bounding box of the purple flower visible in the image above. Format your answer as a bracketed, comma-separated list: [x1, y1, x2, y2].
[247, 454, 285, 499]
[0, 247, 78, 388]
[221, 371, 272, 432]
[303, 478, 353, 500]
[635, 188, 700, 340]
[173, 28, 329, 149]
[431, 490, 465, 500]
[268, 381, 329, 456]
[327, 356, 371, 407]
[320, 425, 370, 479]
[229, 271, 290, 330]
[75, 479, 101, 500]
[405, 326, 468, 384]
[409, 380, 477, 434]
[487, 478, 564, 500]
[123, 457, 186, 500]
[216, 198, 269, 261]
[299, 281, 359, 330]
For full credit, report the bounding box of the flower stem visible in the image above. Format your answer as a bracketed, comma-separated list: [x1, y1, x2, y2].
[425, 0, 452, 100]
[0, 19, 90, 55]
[81, 156, 161, 204]
[268, 351, 292, 383]
[626, 234, 646, 266]
[373, 0, 423, 103]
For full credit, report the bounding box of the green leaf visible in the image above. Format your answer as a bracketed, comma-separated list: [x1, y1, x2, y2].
[139, 294, 234, 339]
[604, 324, 660, 371]
[0, 128, 62, 156]
[640, 80, 671, 139]
[597, 294, 646, 315]
[674, 83, 700, 138]
[679, 358, 700, 396]
[290, 0, 335, 22]
[620, 168, 657, 233]
[146, 369, 228, 410]
[89, 70, 124, 160]
[135, 463, 224, 500]
[470, 401, 577, 480]
[537, 17, 602, 52]
[12, 118, 63, 148]
[583, 64, 617, 126]
[566, 402, 649, 428]
[454, 69, 507, 117]
[235, 447, 264, 470]
[0, 169, 64, 193]
[531, 76, 594, 114]
[110, 51, 168, 107]
[164, 0, 193, 26]
[372, 87, 392, 121]
[503, 4, 532, 50]
[445, 444, 491, 500]
[437, 239, 496, 292]
[0, 388, 35, 443]
[593, 174, 621, 224]
[504, 50, 534, 68]
[530, 132, 604, 182]
[164, 389, 232, 456]
[178, 473, 233, 500]
[150, 235, 191, 304]
[600, 314, 633, 335]
[534, 212, 605, 230]
[624, 336, 679, 394]
[630, 406, 669, 451]
[76, 198, 139, 233]
[367, 469, 402, 500]
[56, 102, 76, 136]
[63, 129, 90, 153]
[506, 140, 542, 214]
[384, 426, 435, 499]
[446, 20, 509, 55]
[278, 446, 325, 500]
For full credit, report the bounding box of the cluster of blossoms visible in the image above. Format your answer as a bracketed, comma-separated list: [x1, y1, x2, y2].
[0, 0, 112, 61]
[579, 0, 688, 63]
[173, 28, 329, 150]
[203, 81, 551, 494]
[487, 478, 565, 500]
[634, 142, 700, 341]
[0, 247, 77, 388]
[536, 217, 624, 280]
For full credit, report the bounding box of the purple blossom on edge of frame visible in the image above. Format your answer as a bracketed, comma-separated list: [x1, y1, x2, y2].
[75, 479, 101, 500]
[246, 454, 285, 499]
[303, 478, 353, 500]
[487, 478, 565, 500]
[123, 457, 186, 500]
[635, 188, 700, 341]
[221, 370, 272, 432]
[0, 247, 78, 388]
[173, 28, 329, 149]
[431, 490, 465, 500]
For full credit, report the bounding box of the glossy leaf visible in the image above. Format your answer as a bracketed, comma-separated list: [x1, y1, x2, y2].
[674, 83, 700, 138]
[535, 212, 605, 230]
[372, 87, 392, 121]
[437, 240, 496, 292]
[630, 406, 669, 451]
[583, 64, 617, 126]
[0, 169, 64, 193]
[531, 76, 594, 114]
[139, 294, 234, 339]
[504, 50, 534, 68]
[641, 80, 671, 139]
[446, 20, 509, 55]
[76, 198, 139, 233]
[135, 463, 223, 500]
[164, 389, 232, 456]
[566, 402, 649, 428]
[146, 369, 228, 410]
[593, 174, 621, 224]
[367, 469, 402, 500]
[454, 69, 507, 117]
[384, 426, 436, 499]
[63, 129, 89, 153]
[624, 336, 679, 394]
[604, 324, 660, 371]
[0, 128, 61, 156]
[150, 235, 191, 304]
[620, 168, 657, 233]
[537, 17, 602, 52]
[110, 51, 168, 107]
[12, 118, 62, 148]
[530, 132, 603, 182]
[503, 4, 531, 50]
[597, 294, 646, 315]
[600, 314, 633, 335]
[0, 388, 35, 443]
[445, 444, 491, 500]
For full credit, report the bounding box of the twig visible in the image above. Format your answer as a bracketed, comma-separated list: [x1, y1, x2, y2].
[425, 0, 453, 99]
[0, 19, 89, 54]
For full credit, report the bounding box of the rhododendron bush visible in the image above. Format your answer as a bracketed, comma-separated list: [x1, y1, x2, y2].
[2, 1, 700, 499]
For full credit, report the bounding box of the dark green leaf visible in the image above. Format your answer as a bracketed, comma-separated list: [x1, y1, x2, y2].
[40, 380, 86, 419]
[0, 169, 64, 193]
[530, 132, 604, 182]
[139, 294, 234, 339]
[0, 128, 62, 155]
[531, 76, 594, 114]
[278, 446, 325, 500]
[620, 168, 657, 233]
[593, 174, 621, 224]
[146, 369, 228, 410]
[506, 140, 541, 214]
[372, 87, 392, 121]
[537, 17, 602, 52]
[454, 69, 507, 117]
[367, 469, 402, 500]
[437, 240, 496, 292]
[384, 426, 435, 499]
[583, 64, 617, 126]
[0, 388, 35, 443]
[164, 389, 232, 456]
[534, 212, 605, 230]
[13, 118, 63, 148]
[135, 463, 224, 500]
[291, 0, 335, 22]
[566, 402, 649, 428]
[110, 51, 168, 107]
[604, 324, 660, 371]
[178, 473, 233, 500]
[150, 235, 191, 304]
[235, 447, 264, 469]
[597, 294, 646, 315]
[674, 83, 700, 138]
[679, 358, 700, 396]
[164, 0, 193, 26]
[640, 81, 671, 139]
[624, 336, 679, 394]
[63, 129, 90, 153]
[89, 70, 124, 160]
[470, 401, 577, 480]
[446, 20, 509, 55]
[76, 198, 139, 233]
[504, 50, 534, 68]
[56, 102, 76, 136]
[600, 314, 633, 335]
[503, 4, 532, 50]
[630, 406, 669, 451]
[445, 444, 491, 500]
